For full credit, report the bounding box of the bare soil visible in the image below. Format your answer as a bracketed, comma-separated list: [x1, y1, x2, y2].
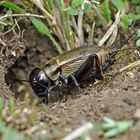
[1, 27, 140, 139]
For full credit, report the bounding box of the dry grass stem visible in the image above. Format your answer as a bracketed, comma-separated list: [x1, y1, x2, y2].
[69, 32, 76, 49]
[3, 24, 16, 35]
[88, 22, 95, 44]
[50, 3, 65, 46]
[30, 0, 68, 50]
[3, 19, 21, 36]
[135, 50, 140, 58]
[106, 27, 118, 47]
[0, 38, 6, 46]
[0, 21, 7, 26]
[30, 0, 54, 31]
[0, 13, 46, 20]
[30, 0, 53, 20]
[71, 16, 78, 36]
[98, 10, 124, 46]
[63, 122, 93, 140]
[92, 0, 100, 4]
[119, 59, 140, 72]
[78, 9, 84, 46]
[92, 4, 104, 21]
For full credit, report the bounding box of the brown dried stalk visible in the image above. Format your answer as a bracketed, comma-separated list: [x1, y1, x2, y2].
[98, 10, 124, 46]
[78, 9, 84, 46]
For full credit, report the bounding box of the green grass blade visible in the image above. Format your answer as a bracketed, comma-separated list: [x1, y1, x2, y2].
[111, 0, 124, 10]
[49, 34, 63, 54]
[9, 98, 15, 114]
[101, 2, 112, 23]
[105, 121, 133, 138]
[31, 17, 50, 36]
[0, 98, 4, 119]
[0, 1, 24, 13]
[136, 39, 140, 47]
[31, 17, 63, 54]
[2, 129, 19, 140]
[136, 29, 140, 37]
[44, 0, 52, 14]
[0, 123, 6, 133]
[121, 15, 129, 29]
[71, 0, 84, 8]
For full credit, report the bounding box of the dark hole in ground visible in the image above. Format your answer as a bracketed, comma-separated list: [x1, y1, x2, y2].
[5, 55, 31, 99]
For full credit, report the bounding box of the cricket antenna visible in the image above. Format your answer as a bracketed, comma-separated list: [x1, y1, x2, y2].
[111, 32, 136, 57]
[102, 32, 136, 71]
[7, 78, 29, 86]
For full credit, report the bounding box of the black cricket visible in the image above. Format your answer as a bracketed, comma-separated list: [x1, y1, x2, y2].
[20, 33, 135, 103]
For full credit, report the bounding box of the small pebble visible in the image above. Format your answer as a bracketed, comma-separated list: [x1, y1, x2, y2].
[123, 97, 135, 106]
[40, 115, 49, 123]
[122, 86, 128, 91]
[134, 109, 140, 120]
[100, 104, 109, 113]
[98, 130, 104, 137]
[132, 86, 138, 91]
[84, 92, 89, 95]
[127, 71, 135, 78]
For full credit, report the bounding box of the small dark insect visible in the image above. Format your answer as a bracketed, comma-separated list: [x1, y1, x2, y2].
[20, 33, 135, 103]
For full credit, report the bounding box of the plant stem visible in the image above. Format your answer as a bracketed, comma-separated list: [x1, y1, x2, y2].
[78, 9, 84, 46]
[49, 34, 63, 54]
[0, 13, 46, 20]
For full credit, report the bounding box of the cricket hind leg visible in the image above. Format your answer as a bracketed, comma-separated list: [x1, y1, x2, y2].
[58, 52, 102, 99]
[88, 58, 115, 81]
[102, 58, 116, 72]
[74, 52, 103, 82]
[59, 53, 101, 87]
